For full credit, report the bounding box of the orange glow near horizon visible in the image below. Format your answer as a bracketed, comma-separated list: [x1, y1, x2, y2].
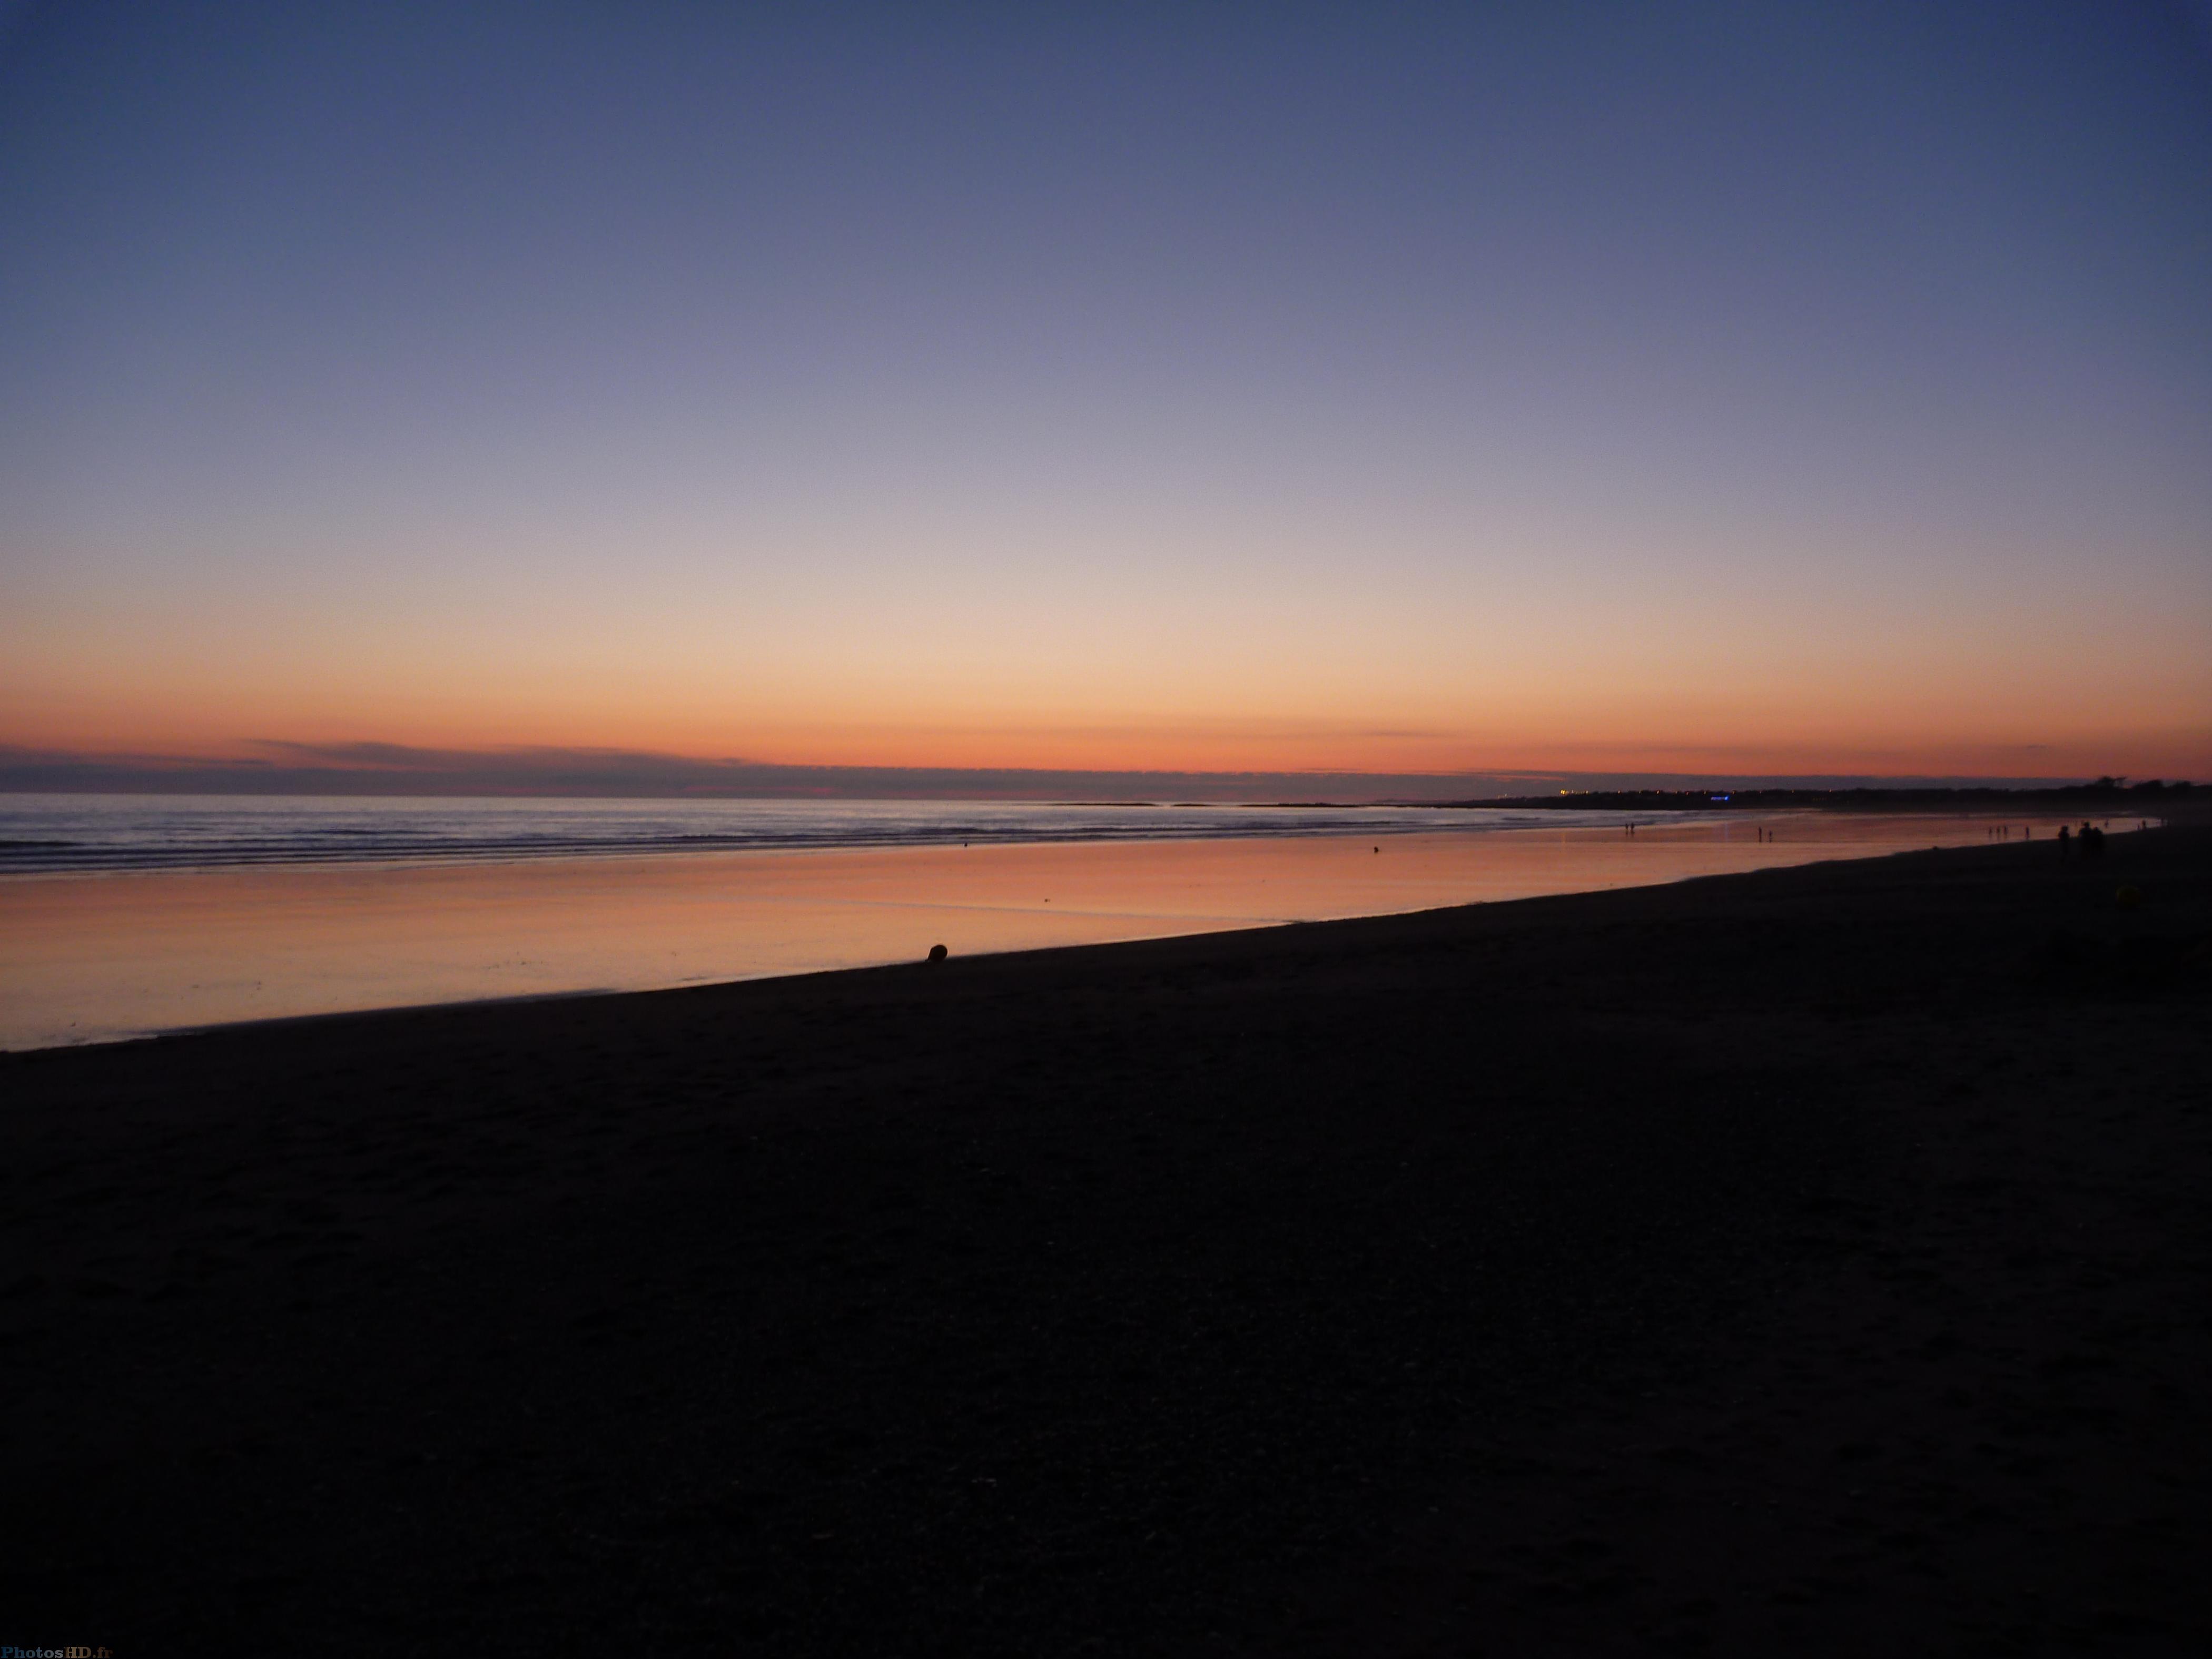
[6, 602, 2205, 781]
[4, 532, 2205, 778]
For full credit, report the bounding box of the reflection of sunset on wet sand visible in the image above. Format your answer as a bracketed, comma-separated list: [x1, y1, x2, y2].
[1, 814, 2095, 1050]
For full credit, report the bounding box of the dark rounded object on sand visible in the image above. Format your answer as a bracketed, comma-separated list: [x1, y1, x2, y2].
[927, 943, 949, 963]
[2115, 886, 2143, 910]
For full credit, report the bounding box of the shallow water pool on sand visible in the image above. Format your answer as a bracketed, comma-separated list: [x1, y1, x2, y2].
[0, 812, 2106, 1049]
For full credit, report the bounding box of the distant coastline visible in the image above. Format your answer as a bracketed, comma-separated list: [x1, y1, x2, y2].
[1440, 778, 2200, 814]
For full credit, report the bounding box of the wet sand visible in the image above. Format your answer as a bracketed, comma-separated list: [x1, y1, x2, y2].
[2, 811, 2089, 1049]
[3, 825, 2207, 1654]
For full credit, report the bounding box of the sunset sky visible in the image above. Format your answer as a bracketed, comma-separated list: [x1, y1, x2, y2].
[3, 2, 2207, 788]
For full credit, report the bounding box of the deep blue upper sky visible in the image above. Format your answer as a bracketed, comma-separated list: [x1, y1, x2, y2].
[2, 2, 2207, 779]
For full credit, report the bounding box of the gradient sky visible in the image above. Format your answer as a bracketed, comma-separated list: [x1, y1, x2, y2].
[3, 1, 2208, 784]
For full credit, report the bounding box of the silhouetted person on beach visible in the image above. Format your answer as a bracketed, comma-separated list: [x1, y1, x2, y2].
[2080, 823, 2105, 858]
[2057, 825, 2071, 858]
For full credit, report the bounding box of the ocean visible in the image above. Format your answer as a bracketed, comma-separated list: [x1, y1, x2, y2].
[0, 794, 1653, 875]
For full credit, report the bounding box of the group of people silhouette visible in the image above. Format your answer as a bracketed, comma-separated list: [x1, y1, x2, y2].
[2057, 822, 2107, 859]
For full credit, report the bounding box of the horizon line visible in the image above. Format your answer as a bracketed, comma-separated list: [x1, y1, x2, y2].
[0, 742, 2154, 803]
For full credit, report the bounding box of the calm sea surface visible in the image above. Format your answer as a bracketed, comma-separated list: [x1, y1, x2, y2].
[0, 795, 2089, 1051]
[0, 794, 1616, 874]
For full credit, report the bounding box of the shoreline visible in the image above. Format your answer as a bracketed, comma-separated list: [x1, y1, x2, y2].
[109, 826, 2144, 1048]
[5, 826, 2207, 1653]
[1, 809, 2112, 1053]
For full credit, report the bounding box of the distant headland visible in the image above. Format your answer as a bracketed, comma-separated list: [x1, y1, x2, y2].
[1449, 777, 2199, 812]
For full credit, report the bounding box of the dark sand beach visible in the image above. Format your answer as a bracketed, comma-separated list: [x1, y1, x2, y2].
[5, 825, 2207, 1654]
